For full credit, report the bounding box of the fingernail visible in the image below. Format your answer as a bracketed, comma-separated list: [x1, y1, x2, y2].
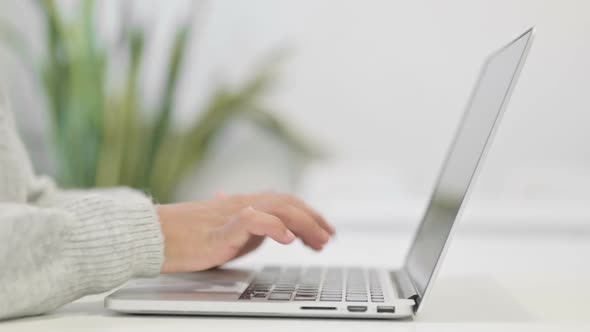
[328, 226, 336, 235]
[285, 230, 296, 241]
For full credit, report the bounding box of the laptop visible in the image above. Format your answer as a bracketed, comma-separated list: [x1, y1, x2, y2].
[105, 28, 535, 319]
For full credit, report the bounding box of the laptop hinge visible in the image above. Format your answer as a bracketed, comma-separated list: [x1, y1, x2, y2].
[391, 269, 421, 312]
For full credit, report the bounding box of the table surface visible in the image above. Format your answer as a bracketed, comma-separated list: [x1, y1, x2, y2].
[2, 226, 590, 332]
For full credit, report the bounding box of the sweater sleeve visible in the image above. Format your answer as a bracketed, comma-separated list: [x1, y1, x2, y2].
[0, 87, 164, 320]
[0, 191, 163, 320]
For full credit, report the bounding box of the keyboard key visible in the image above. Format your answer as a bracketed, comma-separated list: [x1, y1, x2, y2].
[269, 293, 292, 300]
[274, 288, 295, 292]
[294, 297, 316, 301]
[297, 291, 318, 295]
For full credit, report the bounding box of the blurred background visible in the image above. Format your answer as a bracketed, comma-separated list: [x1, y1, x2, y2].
[1, 0, 589, 231]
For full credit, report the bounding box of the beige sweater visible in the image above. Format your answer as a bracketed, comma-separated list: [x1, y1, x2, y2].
[0, 89, 164, 320]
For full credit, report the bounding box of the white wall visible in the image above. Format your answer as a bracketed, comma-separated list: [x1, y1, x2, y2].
[192, 0, 590, 193]
[2, 0, 590, 227]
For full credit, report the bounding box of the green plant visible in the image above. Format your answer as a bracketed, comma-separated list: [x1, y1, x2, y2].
[1, 0, 318, 202]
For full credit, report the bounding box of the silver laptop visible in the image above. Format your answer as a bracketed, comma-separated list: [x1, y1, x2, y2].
[105, 28, 534, 319]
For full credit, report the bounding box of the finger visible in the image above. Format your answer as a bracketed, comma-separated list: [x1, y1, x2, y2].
[223, 207, 296, 248]
[214, 191, 227, 200]
[280, 195, 336, 235]
[268, 204, 330, 251]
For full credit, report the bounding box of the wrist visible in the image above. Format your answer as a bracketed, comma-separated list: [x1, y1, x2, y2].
[155, 204, 181, 274]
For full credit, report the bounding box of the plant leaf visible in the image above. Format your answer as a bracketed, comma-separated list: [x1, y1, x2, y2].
[38, 0, 70, 135]
[116, 28, 146, 188]
[243, 107, 323, 158]
[142, 24, 191, 189]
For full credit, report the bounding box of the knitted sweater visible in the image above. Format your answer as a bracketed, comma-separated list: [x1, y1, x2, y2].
[0, 89, 164, 320]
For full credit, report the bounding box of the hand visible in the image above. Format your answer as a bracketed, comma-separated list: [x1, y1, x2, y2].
[156, 192, 335, 274]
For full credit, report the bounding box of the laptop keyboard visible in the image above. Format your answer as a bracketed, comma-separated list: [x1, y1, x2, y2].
[239, 266, 385, 302]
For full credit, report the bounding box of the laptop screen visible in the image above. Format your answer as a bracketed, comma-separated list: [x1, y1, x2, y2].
[404, 29, 534, 306]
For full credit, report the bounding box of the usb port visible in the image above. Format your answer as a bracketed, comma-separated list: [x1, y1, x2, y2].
[347, 305, 367, 312]
[376, 306, 395, 313]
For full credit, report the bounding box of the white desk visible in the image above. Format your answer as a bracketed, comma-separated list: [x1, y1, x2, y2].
[2, 226, 589, 331]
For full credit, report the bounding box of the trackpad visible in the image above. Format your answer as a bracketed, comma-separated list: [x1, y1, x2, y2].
[114, 268, 253, 301]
